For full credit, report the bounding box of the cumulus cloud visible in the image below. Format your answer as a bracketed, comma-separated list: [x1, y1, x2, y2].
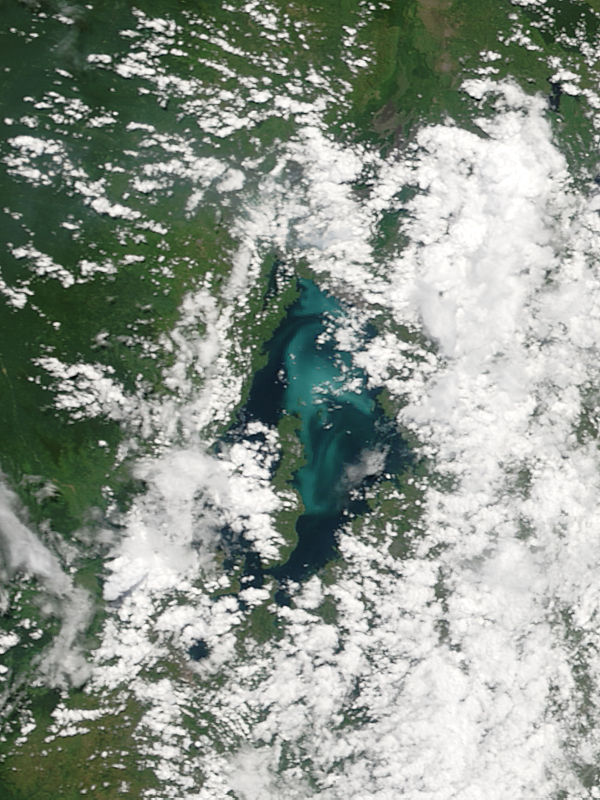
[102, 421, 287, 603]
[0, 481, 92, 689]
[342, 447, 387, 487]
[174, 81, 600, 797]
[61, 74, 600, 799]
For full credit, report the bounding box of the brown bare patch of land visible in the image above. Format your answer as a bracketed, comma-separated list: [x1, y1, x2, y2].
[417, 0, 457, 73]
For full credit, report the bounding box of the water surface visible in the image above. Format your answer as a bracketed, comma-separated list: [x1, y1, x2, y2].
[246, 278, 409, 581]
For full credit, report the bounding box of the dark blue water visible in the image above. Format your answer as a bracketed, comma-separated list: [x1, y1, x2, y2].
[242, 278, 410, 585]
[188, 639, 210, 661]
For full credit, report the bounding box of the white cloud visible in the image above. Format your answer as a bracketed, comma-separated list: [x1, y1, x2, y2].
[0, 482, 92, 688]
[102, 421, 288, 605]
[172, 81, 600, 797]
[34, 65, 600, 798]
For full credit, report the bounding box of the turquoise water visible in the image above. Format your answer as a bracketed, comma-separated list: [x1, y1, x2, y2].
[284, 280, 374, 515]
[245, 278, 407, 581]
[4, 0, 596, 795]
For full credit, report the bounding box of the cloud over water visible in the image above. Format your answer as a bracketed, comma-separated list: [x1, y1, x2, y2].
[5, 0, 600, 795]
[83, 80, 600, 797]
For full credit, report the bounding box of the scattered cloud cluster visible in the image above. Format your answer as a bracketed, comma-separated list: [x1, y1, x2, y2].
[0, 482, 92, 690]
[8, 2, 600, 798]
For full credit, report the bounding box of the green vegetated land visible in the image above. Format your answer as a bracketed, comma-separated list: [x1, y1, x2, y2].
[0, 0, 594, 796]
